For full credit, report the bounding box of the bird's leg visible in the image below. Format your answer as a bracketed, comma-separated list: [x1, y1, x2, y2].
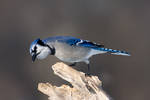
[85, 64, 91, 76]
[88, 64, 90, 73]
[69, 62, 76, 66]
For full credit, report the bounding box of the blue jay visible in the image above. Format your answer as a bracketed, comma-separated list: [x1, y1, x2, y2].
[29, 36, 130, 74]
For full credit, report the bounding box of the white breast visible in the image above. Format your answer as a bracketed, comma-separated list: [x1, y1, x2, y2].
[53, 42, 91, 63]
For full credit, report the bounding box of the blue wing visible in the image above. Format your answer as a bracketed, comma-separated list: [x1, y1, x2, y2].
[77, 40, 104, 48]
[57, 36, 104, 48]
[43, 36, 104, 49]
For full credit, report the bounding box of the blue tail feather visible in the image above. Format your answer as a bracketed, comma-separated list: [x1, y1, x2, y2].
[97, 48, 130, 56]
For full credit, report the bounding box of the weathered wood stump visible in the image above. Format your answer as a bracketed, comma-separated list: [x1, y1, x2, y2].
[38, 62, 110, 100]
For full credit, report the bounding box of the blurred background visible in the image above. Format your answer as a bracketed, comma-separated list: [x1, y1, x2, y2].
[0, 0, 149, 100]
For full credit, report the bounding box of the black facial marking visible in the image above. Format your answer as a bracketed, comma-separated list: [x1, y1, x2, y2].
[37, 39, 46, 46]
[31, 46, 38, 62]
[32, 46, 37, 53]
[34, 38, 55, 55]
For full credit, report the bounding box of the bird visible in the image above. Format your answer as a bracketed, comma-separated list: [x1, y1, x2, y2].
[29, 36, 130, 75]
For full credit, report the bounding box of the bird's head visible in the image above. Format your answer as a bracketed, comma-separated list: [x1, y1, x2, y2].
[29, 38, 55, 62]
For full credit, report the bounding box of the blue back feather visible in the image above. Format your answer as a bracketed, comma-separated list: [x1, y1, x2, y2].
[43, 36, 104, 49]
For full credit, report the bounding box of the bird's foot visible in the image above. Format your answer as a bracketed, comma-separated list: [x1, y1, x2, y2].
[69, 63, 76, 66]
[85, 73, 92, 77]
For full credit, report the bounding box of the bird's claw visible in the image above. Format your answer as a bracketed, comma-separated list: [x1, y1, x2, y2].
[85, 73, 92, 77]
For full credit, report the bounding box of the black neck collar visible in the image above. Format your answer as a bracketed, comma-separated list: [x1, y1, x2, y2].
[37, 39, 55, 55]
[46, 44, 55, 55]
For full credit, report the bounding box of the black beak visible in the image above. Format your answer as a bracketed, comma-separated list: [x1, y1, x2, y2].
[32, 53, 37, 62]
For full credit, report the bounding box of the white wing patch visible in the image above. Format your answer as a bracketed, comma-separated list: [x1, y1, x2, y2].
[76, 40, 84, 45]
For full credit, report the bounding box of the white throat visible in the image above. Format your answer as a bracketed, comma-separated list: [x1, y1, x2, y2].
[36, 45, 50, 59]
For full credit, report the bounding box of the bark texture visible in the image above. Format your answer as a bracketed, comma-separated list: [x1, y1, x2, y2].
[38, 62, 110, 100]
